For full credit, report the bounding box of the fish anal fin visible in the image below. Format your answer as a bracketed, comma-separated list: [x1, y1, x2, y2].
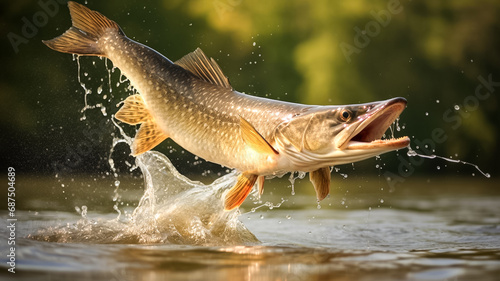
[132, 120, 168, 156]
[240, 117, 278, 155]
[115, 94, 149, 125]
[175, 48, 232, 89]
[309, 167, 331, 201]
[115, 94, 168, 155]
[224, 173, 258, 211]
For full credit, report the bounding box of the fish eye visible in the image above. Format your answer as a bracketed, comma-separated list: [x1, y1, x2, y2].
[339, 109, 351, 122]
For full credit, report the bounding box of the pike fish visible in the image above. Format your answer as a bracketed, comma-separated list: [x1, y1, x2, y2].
[44, 2, 410, 210]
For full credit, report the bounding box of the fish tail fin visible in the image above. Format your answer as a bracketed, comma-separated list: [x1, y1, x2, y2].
[43, 1, 124, 56]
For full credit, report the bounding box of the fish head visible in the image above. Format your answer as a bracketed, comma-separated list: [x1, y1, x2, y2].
[274, 97, 410, 171]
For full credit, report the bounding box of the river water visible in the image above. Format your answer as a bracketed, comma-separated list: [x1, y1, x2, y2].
[1, 151, 499, 281]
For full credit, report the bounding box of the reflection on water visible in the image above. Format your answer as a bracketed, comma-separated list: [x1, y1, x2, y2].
[0, 149, 499, 280]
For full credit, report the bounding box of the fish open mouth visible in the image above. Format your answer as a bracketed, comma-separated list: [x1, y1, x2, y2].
[343, 97, 410, 150]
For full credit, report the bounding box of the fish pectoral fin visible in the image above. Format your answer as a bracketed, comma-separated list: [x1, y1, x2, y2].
[115, 94, 150, 125]
[132, 120, 168, 156]
[224, 172, 258, 211]
[240, 117, 279, 155]
[175, 48, 232, 90]
[309, 167, 331, 201]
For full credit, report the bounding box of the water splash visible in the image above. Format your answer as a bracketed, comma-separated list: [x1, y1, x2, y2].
[288, 171, 306, 196]
[406, 146, 490, 178]
[32, 149, 258, 245]
[74, 55, 109, 119]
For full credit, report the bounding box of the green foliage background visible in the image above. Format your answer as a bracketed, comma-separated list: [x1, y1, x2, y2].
[1, 0, 498, 178]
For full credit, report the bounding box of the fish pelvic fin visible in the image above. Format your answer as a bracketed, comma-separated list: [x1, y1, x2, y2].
[42, 1, 124, 56]
[175, 48, 232, 90]
[224, 172, 258, 211]
[257, 175, 265, 196]
[309, 167, 331, 201]
[115, 94, 168, 156]
[240, 117, 279, 155]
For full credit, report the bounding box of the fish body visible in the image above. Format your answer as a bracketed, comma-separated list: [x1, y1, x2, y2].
[44, 2, 410, 210]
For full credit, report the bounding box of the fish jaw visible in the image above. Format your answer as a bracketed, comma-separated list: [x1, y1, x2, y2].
[274, 97, 409, 172]
[336, 97, 410, 150]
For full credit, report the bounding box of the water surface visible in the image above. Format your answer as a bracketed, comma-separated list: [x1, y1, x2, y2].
[1, 151, 499, 281]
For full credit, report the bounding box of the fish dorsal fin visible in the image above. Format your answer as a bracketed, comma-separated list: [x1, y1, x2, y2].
[175, 48, 232, 89]
[240, 117, 279, 155]
[115, 94, 169, 156]
[309, 167, 331, 201]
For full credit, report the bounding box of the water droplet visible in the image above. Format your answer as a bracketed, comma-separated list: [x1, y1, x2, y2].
[407, 149, 417, 157]
[436, 166, 441, 170]
[81, 205, 88, 218]
[454, 105, 460, 110]
[425, 112, 429, 116]
[380, 199, 384, 203]
[252, 42, 256, 46]
[436, 99, 440, 103]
